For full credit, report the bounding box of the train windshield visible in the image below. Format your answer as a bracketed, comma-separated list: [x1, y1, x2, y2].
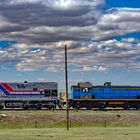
[43, 90, 57, 97]
[51, 90, 57, 96]
[82, 88, 89, 93]
[44, 90, 51, 97]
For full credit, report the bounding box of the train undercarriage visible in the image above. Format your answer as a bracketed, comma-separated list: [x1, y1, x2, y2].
[69, 99, 140, 110]
[0, 98, 63, 110]
[1, 98, 140, 110]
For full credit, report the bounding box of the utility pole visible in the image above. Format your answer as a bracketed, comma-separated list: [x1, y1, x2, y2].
[65, 45, 69, 130]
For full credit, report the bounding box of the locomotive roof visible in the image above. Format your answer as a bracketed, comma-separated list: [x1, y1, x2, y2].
[0, 82, 57, 84]
[0, 82, 58, 84]
[71, 85, 140, 88]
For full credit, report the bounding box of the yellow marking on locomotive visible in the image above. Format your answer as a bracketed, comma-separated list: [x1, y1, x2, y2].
[81, 96, 91, 99]
[108, 102, 125, 105]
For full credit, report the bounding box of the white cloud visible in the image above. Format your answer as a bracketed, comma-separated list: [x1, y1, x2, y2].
[93, 66, 107, 72]
[0, 38, 140, 72]
[3, 7, 140, 43]
[0, 1, 140, 73]
[37, 77, 46, 81]
[83, 65, 92, 71]
[121, 38, 138, 43]
[6, 0, 105, 8]
[0, 15, 16, 28]
[96, 8, 140, 39]
[82, 65, 107, 72]
[6, 0, 41, 5]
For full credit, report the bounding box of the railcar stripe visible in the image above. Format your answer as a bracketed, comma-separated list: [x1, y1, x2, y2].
[1, 83, 40, 93]
[0, 84, 10, 95]
[1, 83, 14, 92]
[0, 84, 41, 96]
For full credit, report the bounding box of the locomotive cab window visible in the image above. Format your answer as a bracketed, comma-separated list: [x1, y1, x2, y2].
[83, 88, 89, 93]
[51, 90, 57, 96]
[33, 88, 38, 91]
[44, 90, 50, 97]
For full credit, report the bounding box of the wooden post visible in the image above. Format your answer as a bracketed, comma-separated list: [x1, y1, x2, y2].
[105, 120, 107, 128]
[65, 45, 69, 130]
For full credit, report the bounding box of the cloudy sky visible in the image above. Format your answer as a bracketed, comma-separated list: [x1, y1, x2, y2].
[0, 0, 140, 91]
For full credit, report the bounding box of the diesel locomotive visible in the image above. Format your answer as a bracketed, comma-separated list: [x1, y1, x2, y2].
[0, 81, 62, 109]
[1, 81, 140, 110]
[69, 82, 140, 110]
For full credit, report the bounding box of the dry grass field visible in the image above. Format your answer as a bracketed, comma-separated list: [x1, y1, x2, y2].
[0, 110, 140, 139]
[0, 110, 140, 128]
[0, 127, 140, 140]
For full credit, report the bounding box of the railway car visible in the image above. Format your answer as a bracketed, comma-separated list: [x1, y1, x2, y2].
[0, 81, 61, 110]
[69, 82, 140, 110]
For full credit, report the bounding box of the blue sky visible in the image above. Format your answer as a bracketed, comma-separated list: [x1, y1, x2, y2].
[106, 0, 140, 8]
[0, 0, 140, 91]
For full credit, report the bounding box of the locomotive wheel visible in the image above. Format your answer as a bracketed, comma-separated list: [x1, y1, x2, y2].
[48, 107, 55, 110]
[99, 104, 106, 110]
[86, 107, 92, 110]
[37, 105, 42, 110]
[135, 107, 139, 110]
[0, 105, 4, 110]
[49, 107, 52, 110]
[23, 106, 29, 110]
[123, 104, 130, 110]
[76, 102, 81, 110]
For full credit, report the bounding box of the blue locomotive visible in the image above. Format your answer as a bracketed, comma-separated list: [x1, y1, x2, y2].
[69, 82, 140, 109]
